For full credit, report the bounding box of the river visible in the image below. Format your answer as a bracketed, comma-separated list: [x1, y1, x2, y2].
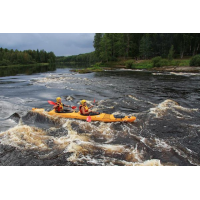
[0, 66, 200, 166]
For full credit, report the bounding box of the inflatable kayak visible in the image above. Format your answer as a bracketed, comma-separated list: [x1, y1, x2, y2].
[31, 108, 136, 123]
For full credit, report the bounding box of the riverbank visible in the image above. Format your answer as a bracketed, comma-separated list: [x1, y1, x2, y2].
[71, 58, 200, 74]
[72, 66, 200, 74]
[151, 66, 200, 73]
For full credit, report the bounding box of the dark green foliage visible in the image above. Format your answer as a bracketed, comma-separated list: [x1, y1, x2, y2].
[56, 52, 98, 64]
[139, 34, 152, 59]
[168, 45, 174, 60]
[190, 55, 200, 66]
[125, 60, 134, 68]
[152, 56, 162, 67]
[93, 33, 200, 62]
[0, 59, 11, 66]
[152, 56, 190, 68]
[152, 57, 174, 67]
[93, 33, 103, 58]
[0, 47, 56, 66]
[160, 59, 169, 66]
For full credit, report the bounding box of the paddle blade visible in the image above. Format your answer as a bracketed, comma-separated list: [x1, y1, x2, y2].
[94, 98, 95, 103]
[71, 106, 77, 109]
[86, 116, 91, 122]
[48, 100, 56, 105]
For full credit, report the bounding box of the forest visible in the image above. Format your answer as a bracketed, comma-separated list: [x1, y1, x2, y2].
[2, 34, 200, 67]
[0, 48, 56, 66]
[58, 33, 200, 64]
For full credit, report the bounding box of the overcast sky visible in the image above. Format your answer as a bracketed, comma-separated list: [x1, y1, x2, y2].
[0, 33, 95, 56]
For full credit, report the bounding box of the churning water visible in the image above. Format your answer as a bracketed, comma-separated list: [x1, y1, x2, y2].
[0, 67, 200, 166]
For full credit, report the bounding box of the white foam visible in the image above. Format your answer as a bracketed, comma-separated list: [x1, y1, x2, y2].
[170, 72, 200, 76]
[149, 99, 198, 118]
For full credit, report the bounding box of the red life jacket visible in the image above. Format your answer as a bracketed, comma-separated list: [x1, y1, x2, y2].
[55, 103, 63, 112]
[79, 105, 88, 115]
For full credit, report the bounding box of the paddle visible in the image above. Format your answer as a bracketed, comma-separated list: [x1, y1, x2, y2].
[90, 98, 96, 108]
[47, 100, 77, 109]
[48, 100, 56, 105]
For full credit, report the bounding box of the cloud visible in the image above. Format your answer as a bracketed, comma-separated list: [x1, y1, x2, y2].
[0, 33, 95, 56]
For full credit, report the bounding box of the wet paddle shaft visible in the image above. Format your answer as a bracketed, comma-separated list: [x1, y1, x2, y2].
[48, 100, 76, 109]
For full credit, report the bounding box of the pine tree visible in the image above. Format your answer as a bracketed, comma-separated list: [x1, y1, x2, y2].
[168, 45, 174, 60]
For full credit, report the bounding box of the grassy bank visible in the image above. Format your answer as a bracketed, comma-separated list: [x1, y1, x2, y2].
[72, 57, 192, 73]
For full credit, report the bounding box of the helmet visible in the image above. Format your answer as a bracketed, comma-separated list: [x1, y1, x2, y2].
[56, 97, 61, 102]
[81, 100, 86, 105]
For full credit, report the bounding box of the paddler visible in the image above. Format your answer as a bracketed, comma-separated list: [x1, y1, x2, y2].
[54, 97, 72, 113]
[79, 100, 99, 116]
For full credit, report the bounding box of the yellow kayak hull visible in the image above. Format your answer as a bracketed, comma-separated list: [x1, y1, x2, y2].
[31, 108, 136, 123]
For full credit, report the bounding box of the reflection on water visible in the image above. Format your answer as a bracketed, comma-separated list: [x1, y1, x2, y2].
[0, 66, 200, 166]
[56, 62, 91, 69]
[0, 64, 56, 77]
[0, 62, 92, 77]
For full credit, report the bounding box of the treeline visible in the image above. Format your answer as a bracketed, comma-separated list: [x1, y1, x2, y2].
[93, 33, 200, 62]
[56, 51, 98, 64]
[0, 47, 56, 66]
[57, 34, 200, 64]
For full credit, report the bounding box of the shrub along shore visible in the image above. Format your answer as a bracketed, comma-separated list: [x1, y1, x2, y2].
[72, 55, 200, 74]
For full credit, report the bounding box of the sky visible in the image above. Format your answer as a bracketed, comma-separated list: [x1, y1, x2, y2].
[0, 33, 95, 56]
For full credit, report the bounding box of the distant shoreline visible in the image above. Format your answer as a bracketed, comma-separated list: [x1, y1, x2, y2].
[71, 65, 200, 74]
[118, 66, 200, 73]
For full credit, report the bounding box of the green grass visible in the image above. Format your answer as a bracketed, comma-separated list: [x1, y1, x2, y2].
[72, 65, 103, 74]
[132, 59, 190, 69]
[132, 60, 153, 69]
[67, 57, 192, 74]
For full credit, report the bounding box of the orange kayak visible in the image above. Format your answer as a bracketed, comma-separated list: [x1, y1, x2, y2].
[31, 108, 136, 123]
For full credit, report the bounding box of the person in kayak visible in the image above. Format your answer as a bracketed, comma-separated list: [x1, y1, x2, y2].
[54, 97, 72, 113]
[79, 100, 99, 116]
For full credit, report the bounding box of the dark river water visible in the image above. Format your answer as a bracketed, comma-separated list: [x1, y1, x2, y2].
[0, 67, 200, 166]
